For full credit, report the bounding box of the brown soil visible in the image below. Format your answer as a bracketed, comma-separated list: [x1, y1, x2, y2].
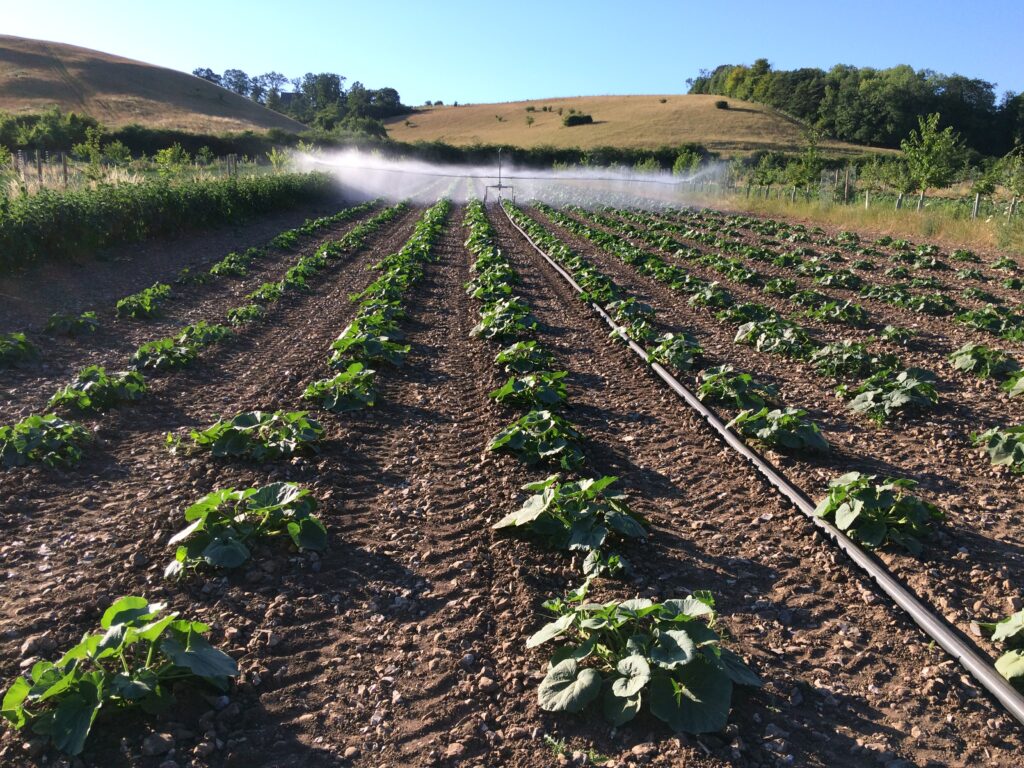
[0, 205, 1021, 768]
[522, 205, 1024, 673]
[0, 201, 378, 423]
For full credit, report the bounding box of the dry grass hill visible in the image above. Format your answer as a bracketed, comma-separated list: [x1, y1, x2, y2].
[385, 94, 879, 157]
[0, 34, 305, 134]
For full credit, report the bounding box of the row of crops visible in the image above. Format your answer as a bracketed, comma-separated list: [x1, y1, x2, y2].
[500, 200, 1024, 702]
[2, 193, 1023, 762]
[464, 199, 763, 732]
[0, 200, 463, 755]
[0, 201, 410, 467]
[0, 172, 336, 268]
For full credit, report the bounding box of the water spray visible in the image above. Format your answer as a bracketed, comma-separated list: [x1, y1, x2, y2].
[295, 147, 729, 209]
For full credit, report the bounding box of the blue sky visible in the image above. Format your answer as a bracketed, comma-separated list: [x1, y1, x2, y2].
[5, 0, 1023, 106]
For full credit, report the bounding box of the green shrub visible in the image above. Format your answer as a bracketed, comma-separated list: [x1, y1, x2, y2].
[0, 173, 333, 269]
[563, 113, 594, 127]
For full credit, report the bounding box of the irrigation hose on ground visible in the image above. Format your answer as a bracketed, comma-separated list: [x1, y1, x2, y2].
[499, 201, 1024, 729]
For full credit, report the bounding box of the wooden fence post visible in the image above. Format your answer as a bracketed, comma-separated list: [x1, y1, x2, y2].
[62, 152, 69, 188]
[971, 192, 980, 220]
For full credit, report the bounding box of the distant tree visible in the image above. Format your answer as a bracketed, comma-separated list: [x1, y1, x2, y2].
[883, 158, 917, 210]
[71, 125, 104, 178]
[526, 115, 535, 128]
[222, 69, 252, 96]
[346, 81, 370, 117]
[782, 125, 823, 192]
[900, 112, 964, 209]
[753, 151, 783, 191]
[249, 76, 266, 104]
[301, 73, 345, 111]
[192, 67, 222, 86]
[259, 72, 288, 94]
[195, 146, 216, 165]
[1003, 148, 1024, 214]
[672, 147, 702, 176]
[154, 143, 191, 177]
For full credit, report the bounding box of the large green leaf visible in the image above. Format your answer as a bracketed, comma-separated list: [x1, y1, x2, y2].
[718, 648, 763, 688]
[201, 534, 250, 569]
[526, 614, 574, 648]
[101, 597, 159, 629]
[161, 632, 238, 680]
[611, 655, 651, 698]
[48, 681, 102, 756]
[602, 684, 641, 726]
[649, 662, 733, 733]
[287, 516, 328, 551]
[996, 650, 1024, 692]
[537, 659, 602, 713]
[109, 670, 158, 701]
[1, 677, 30, 727]
[992, 610, 1024, 645]
[650, 629, 697, 670]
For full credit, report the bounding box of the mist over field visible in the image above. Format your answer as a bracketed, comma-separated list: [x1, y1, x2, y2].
[298, 148, 727, 208]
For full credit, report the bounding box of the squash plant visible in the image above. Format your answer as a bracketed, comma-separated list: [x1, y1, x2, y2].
[947, 343, 1019, 380]
[838, 368, 938, 424]
[493, 475, 647, 574]
[972, 425, 1024, 472]
[727, 407, 829, 454]
[488, 409, 586, 470]
[649, 332, 702, 372]
[490, 371, 568, 409]
[528, 591, 760, 733]
[174, 410, 323, 461]
[814, 472, 943, 555]
[980, 610, 1024, 693]
[115, 283, 171, 319]
[471, 297, 538, 341]
[49, 366, 146, 413]
[0, 332, 37, 366]
[165, 482, 326, 577]
[697, 366, 778, 411]
[494, 340, 556, 374]
[0, 596, 237, 756]
[45, 312, 99, 336]
[303, 362, 376, 412]
[0, 413, 91, 468]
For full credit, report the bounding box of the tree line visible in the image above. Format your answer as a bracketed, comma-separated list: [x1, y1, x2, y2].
[688, 59, 1024, 157]
[191, 68, 411, 132]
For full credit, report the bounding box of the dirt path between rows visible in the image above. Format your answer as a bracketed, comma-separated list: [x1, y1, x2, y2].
[488, 205, 1024, 767]
[0, 199, 350, 332]
[1, 204, 1022, 767]
[0, 203, 382, 423]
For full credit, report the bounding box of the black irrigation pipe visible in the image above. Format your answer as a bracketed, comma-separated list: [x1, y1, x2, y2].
[499, 200, 1024, 729]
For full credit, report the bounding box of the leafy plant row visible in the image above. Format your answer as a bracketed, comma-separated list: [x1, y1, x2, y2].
[596, 208, 1024, 473]
[484, 200, 765, 734]
[1, 201, 379, 377]
[0, 172, 335, 269]
[613, 204, 1022, 687]
[641, 205, 1024, 341]
[511, 202, 955, 557]
[560, 205, 943, 427]
[0, 203, 434, 756]
[1, 205, 410, 470]
[115, 199, 382, 319]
